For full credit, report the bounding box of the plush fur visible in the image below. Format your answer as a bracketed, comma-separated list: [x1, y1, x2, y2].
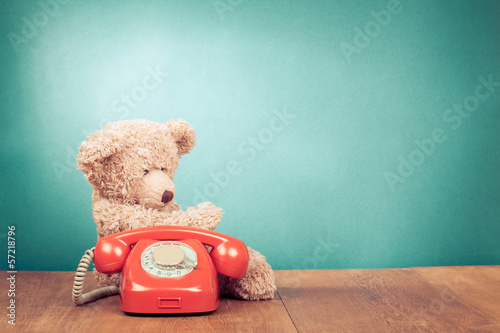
[77, 119, 276, 300]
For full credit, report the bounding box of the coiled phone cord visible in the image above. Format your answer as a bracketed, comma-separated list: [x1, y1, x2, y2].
[72, 247, 119, 305]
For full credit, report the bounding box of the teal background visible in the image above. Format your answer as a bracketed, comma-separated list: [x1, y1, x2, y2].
[1, 0, 499, 272]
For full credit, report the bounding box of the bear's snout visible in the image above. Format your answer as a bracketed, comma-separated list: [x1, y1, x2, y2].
[162, 190, 174, 203]
[137, 170, 175, 208]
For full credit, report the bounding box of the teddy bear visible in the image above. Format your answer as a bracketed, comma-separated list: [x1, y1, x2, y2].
[76, 119, 276, 300]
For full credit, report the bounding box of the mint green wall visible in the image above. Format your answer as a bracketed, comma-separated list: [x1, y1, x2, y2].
[1, 0, 499, 271]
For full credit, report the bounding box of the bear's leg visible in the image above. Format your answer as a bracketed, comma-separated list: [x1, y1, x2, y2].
[218, 247, 276, 300]
[93, 271, 120, 288]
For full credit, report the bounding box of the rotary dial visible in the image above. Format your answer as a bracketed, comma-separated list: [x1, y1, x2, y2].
[141, 241, 197, 278]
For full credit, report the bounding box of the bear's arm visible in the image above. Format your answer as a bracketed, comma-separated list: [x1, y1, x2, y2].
[92, 199, 222, 238]
[174, 201, 223, 231]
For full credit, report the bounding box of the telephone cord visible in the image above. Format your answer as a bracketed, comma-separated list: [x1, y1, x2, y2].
[72, 247, 119, 305]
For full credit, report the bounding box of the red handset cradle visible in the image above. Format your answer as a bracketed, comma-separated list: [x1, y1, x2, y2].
[92, 225, 249, 313]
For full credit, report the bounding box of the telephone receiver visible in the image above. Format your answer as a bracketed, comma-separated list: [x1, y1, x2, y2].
[94, 225, 249, 278]
[73, 226, 249, 314]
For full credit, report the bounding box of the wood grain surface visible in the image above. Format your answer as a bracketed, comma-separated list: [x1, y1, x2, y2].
[1, 267, 499, 332]
[275, 268, 500, 333]
[0, 271, 296, 332]
[411, 266, 500, 323]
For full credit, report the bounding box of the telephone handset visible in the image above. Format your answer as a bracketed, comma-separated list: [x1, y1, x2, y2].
[72, 226, 249, 313]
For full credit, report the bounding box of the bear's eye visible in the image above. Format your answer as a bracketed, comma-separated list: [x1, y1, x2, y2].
[144, 170, 149, 175]
[161, 167, 165, 171]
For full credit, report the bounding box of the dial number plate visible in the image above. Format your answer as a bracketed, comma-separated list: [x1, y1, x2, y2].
[141, 241, 197, 278]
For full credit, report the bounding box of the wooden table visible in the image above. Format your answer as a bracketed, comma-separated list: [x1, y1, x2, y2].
[1, 267, 499, 332]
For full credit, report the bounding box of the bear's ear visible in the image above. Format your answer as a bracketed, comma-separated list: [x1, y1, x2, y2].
[165, 119, 196, 156]
[76, 130, 122, 187]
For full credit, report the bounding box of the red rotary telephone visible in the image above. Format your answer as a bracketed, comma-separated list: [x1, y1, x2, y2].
[72, 226, 249, 314]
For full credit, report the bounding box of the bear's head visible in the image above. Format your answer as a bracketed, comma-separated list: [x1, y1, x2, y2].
[77, 119, 196, 211]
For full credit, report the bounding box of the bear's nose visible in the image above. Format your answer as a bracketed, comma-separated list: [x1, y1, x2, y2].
[161, 190, 174, 203]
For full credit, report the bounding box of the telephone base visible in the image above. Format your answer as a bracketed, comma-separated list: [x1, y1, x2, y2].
[119, 238, 220, 314]
[120, 291, 219, 314]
